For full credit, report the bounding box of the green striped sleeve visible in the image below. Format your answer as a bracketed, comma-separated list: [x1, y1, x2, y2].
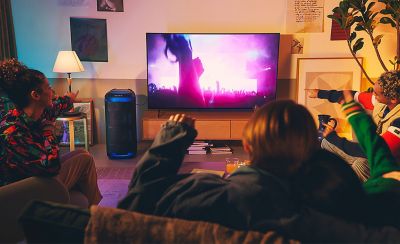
[341, 100, 363, 120]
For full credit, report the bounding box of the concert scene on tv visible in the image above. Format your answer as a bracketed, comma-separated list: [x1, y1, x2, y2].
[146, 33, 280, 109]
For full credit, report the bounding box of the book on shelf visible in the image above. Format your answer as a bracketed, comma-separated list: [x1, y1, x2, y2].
[210, 150, 233, 155]
[191, 141, 213, 146]
[209, 143, 232, 154]
[187, 146, 207, 151]
[210, 147, 231, 152]
[191, 168, 225, 177]
[187, 150, 207, 155]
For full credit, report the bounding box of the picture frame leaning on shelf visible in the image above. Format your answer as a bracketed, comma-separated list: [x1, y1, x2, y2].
[56, 99, 94, 146]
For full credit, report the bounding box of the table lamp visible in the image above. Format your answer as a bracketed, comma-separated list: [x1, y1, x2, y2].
[53, 51, 84, 117]
[53, 51, 84, 93]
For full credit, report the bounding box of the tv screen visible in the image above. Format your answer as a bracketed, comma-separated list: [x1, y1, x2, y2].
[146, 33, 280, 109]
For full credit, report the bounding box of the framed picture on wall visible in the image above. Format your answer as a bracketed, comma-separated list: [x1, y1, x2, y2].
[70, 18, 108, 62]
[56, 99, 94, 146]
[297, 57, 363, 138]
[97, 0, 124, 12]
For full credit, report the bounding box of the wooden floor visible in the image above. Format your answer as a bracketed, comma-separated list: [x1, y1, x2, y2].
[67, 141, 249, 168]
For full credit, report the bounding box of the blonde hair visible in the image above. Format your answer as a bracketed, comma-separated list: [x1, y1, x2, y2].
[243, 100, 319, 177]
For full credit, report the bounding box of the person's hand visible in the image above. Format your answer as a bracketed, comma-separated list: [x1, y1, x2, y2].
[168, 114, 195, 129]
[383, 171, 400, 181]
[342, 90, 354, 103]
[306, 89, 319, 98]
[322, 120, 337, 137]
[65, 90, 79, 102]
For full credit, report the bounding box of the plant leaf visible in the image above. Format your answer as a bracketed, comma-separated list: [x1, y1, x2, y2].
[373, 34, 384, 46]
[354, 16, 363, 22]
[370, 12, 379, 21]
[380, 9, 393, 15]
[367, 2, 376, 11]
[352, 38, 364, 53]
[355, 25, 365, 31]
[349, 31, 357, 42]
[380, 17, 396, 27]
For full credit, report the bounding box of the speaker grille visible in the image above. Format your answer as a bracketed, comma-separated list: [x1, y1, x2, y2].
[105, 91, 137, 158]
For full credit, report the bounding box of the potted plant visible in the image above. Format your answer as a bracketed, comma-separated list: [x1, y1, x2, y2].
[328, 0, 400, 85]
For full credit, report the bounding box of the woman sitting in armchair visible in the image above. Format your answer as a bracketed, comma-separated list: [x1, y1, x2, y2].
[0, 59, 102, 205]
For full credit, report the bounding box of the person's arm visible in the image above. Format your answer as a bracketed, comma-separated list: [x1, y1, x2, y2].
[354, 91, 375, 110]
[381, 118, 400, 161]
[41, 96, 73, 122]
[1, 124, 60, 178]
[323, 132, 365, 157]
[316, 89, 350, 103]
[310, 89, 375, 110]
[128, 114, 197, 189]
[341, 99, 400, 178]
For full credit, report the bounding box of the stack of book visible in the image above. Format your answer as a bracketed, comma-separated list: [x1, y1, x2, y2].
[209, 143, 233, 154]
[187, 141, 211, 155]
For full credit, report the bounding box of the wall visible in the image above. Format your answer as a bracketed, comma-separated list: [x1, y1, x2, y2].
[11, 0, 397, 143]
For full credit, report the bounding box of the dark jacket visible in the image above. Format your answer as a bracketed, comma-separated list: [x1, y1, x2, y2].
[118, 120, 299, 232]
[118, 120, 400, 242]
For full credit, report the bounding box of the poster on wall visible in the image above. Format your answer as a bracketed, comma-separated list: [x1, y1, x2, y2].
[70, 18, 108, 62]
[297, 57, 363, 139]
[97, 0, 124, 12]
[286, 0, 324, 33]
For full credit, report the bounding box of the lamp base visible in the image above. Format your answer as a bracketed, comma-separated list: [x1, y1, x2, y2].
[62, 111, 82, 117]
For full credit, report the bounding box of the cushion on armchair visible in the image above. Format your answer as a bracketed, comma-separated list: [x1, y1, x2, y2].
[0, 177, 69, 242]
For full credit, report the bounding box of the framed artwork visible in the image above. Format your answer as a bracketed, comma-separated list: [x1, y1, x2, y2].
[70, 18, 108, 62]
[57, 99, 94, 146]
[97, 0, 124, 12]
[297, 57, 363, 138]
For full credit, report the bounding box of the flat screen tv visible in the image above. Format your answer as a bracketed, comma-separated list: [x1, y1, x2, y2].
[146, 33, 280, 109]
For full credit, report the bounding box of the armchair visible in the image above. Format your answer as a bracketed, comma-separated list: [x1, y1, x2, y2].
[0, 176, 88, 243]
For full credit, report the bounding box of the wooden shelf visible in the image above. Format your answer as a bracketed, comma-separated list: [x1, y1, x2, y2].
[142, 110, 252, 140]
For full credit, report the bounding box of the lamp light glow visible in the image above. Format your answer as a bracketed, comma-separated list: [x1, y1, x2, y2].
[53, 51, 84, 92]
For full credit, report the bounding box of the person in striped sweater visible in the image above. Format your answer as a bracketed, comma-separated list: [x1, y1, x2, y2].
[293, 90, 400, 228]
[307, 70, 400, 182]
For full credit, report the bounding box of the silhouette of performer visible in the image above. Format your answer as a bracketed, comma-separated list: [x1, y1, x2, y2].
[162, 34, 205, 107]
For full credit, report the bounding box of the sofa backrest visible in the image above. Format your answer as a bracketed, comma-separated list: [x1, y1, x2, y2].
[85, 206, 299, 243]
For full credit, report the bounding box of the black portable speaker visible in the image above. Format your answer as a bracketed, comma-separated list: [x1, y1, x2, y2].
[105, 89, 137, 159]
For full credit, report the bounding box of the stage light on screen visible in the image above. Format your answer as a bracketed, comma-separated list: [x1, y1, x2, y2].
[146, 33, 280, 109]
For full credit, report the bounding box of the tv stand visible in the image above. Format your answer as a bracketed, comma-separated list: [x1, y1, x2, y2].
[142, 110, 252, 140]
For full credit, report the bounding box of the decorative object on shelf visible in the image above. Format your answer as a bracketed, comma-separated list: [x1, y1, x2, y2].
[56, 113, 89, 151]
[70, 18, 108, 62]
[53, 51, 84, 93]
[56, 99, 94, 146]
[328, 0, 400, 85]
[97, 0, 124, 12]
[297, 57, 363, 139]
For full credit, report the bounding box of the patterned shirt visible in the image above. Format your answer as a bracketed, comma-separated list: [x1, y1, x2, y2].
[0, 91, 15, 119]
[0, 96, 73, 186]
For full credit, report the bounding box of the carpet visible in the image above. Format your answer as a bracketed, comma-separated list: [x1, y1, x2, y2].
[96, 167, 134, 207]
[96, 167, 134, 180]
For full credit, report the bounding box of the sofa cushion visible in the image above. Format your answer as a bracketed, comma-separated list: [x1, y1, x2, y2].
[85, 206, 299, 243]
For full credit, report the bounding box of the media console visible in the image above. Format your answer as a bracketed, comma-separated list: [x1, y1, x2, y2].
[142, 111, 253, 140]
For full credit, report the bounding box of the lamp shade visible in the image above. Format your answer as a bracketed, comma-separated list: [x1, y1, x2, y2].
[53, 51, 84, 73]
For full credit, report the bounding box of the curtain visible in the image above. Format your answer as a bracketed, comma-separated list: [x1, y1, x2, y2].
[0, 0, 17, 61]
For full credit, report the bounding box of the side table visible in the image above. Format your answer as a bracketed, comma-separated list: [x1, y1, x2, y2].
[56, 114, 89, 151]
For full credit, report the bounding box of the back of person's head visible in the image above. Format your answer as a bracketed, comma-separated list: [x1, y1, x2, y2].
[378, 70, 400, 100]
[242, 100, 319, 177]
[294, 149, 367, 221]
[3, 68, 47, 109]
[0, 58, 27, 92]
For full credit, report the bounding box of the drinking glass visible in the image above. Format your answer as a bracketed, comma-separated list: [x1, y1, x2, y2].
[225, 158, 240, 174]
